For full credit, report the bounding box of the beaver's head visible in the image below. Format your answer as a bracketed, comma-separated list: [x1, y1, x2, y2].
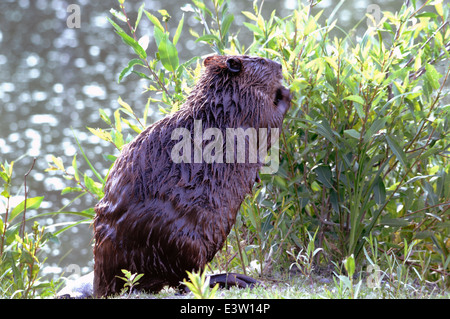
[203, 55, 283, 103]
[196, 55, 290, 128]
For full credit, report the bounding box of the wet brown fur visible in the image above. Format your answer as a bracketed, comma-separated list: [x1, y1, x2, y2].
[93, 55, 291, 297]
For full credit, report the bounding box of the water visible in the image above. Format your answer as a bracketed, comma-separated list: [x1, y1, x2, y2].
[0, 0, 402, 279]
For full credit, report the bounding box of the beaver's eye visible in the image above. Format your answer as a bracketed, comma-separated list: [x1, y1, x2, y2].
[260, 59, 266, 65]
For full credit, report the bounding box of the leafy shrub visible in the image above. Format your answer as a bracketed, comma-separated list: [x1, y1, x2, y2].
[49, 0, 450, 291]
[0, 160, 59, 298]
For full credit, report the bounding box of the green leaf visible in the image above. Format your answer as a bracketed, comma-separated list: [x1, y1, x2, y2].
[330, 189, 340, 213]
[345, 95, 365, 105]
[72, 154, 80, 182]
[61, 187, 83, 195]
[304, 17, 317, 35]
[373, 176, 386, 205]
[323, 56, 338, 71]
[405, 174, 435, 185]
[345, 95, 365, 119]
[114, 109, 122, 133]
[262, 48, 282, 58]
[9, 197, 44, 223]
[158, 35, 179, 72]
[51, 155, 65, 171]
[344, 129, 360, 139]
[111, 129, 125, 150]
[354, 104, 365, 120]
[314, 165, 334, 189]
[385, 135, 407, 168]
[195, 34, 222, 44]
[343, 254, 355, 278]
[415, 12, 438, 18]
[0, 171, 8, 182]
[191, 0, 212, 16]
[153, 25, 165, 47]
[417, 148, 441, 162]
[241, 11, 258, 21]
[365, 118, 386, 141]
[87, 127, 112, 142]
[117, 96, 134, 114]
[132, 70, 152, 80]
[52, 219, 92, 236]
[109, 8, 127, 23]
[221, 13, 234, 40]
[99, 108, 112, 125]
[173, 13, 184, 46]
[72, 129, 104, 184]
[84, 174, 103, 198]
[103, 154, 117, 163]
[143, 97, 151, 127]
[107, 17, 147, 59]
[144, 10, 164, 32]
[122, 118, 143, 134]
[176, 56, 201, 76]
[315, 119, 338, 147]
[379, 217, 409, 227]
[243, 22, 264, 36]
[133, 273, 144, 284]
[118, 58, 145, 83]
[425, 64, 442, 90]
[158, 9, 170, 19]
[135, 3, 145, 31]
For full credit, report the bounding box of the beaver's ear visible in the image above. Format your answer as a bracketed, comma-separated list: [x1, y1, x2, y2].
[226, 57, 242, 73]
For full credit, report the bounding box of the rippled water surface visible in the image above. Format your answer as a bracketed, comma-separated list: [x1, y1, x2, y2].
[0, 0, 400, 278]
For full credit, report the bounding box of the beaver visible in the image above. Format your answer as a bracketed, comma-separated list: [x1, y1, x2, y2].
[93, 55, 291, 297]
